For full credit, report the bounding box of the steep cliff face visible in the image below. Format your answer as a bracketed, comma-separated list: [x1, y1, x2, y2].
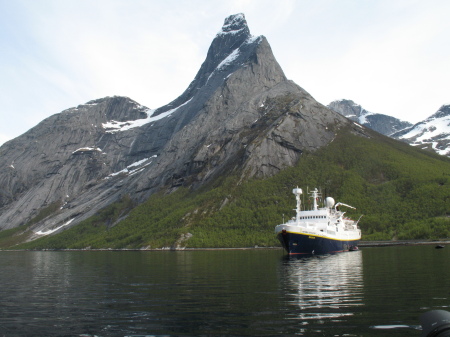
[0, 96, 149, 229]
[328, 99, 412, 136]
[0, 14, 360, 236]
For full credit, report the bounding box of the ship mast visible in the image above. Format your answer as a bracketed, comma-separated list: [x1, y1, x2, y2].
[292, 187, 302, 222]
[311, 188, 320, 211]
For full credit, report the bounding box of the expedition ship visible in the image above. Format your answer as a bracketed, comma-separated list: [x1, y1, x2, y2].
[275, 187, 361, 255]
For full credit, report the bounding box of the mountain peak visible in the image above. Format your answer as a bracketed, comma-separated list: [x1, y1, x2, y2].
[393, 104, 450, 156]
[328, 99, 369, 120]
[430, 104, 450, 120]
[152, 13, 260, 117]
[328, 99, 412, 136]
[219, 13, 250, 35]
[211, 13, 253, 56]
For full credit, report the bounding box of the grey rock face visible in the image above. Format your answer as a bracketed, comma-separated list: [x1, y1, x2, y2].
[328, 99, 412, 136]
[0, 14, 360, 238]
[0, 96, 149, 229]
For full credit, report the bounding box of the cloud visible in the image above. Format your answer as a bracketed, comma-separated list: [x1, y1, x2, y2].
[1, 0, 449, 146]
[23, 1, 203, 106]
[277, 0, 450, 122]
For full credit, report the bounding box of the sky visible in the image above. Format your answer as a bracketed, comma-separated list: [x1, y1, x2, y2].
[1, 0, 449, 146]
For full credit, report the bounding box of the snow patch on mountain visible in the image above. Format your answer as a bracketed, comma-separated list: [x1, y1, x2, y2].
[396, 105, 450, 156]
[357, 106, 375, 125]
[35, 218, 75, 236]
[104, 155, 157, 179]
[217, 48, 240, 71]
[206, 35, 262, 84]
[102, 98, 192, 133]
[72, 147, 103, 154]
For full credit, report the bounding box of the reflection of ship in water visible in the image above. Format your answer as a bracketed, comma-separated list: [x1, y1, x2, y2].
[280, 251, 363, 324]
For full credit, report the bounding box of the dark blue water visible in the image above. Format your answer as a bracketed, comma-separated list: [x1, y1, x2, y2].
[0, 246, 448, 336]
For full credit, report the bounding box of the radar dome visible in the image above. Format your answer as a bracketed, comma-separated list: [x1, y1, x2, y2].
[325, 197, 335, 208]
[292, 188, 302, 195]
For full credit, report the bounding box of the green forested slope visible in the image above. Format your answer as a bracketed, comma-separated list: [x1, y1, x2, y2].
[8, 129, 450, 249]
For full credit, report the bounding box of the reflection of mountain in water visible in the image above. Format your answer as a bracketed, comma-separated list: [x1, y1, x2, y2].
[280, 251, 363, 322]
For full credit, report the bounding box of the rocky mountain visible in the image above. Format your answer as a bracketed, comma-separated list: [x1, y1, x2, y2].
[0, 14, 367, 238]
[328, 99, 450, 157]
[328, 99, 412, 136]
[391, 104, 450, 156]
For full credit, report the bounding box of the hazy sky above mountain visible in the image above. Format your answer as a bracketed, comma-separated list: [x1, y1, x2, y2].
[1, 0, 449, 145]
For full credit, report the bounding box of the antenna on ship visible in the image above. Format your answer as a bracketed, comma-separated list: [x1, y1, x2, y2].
[301, 188, 305, 211]
[356, 215, 363, 225]
[312, 188, 319, 211]
[319, 187, 324, 208]
[306, 186, 310, 210]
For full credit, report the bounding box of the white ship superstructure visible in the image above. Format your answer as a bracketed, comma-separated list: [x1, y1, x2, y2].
[275, 188, 361, 255]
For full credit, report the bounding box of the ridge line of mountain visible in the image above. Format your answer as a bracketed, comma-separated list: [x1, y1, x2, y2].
[0, 14, 448, 249]
[328, 99, 450, 157]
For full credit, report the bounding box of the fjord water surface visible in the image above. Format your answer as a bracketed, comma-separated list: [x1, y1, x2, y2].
[0, 246, 448, 336]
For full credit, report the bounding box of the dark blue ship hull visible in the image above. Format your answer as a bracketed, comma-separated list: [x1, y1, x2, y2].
[277, 231, 359, 255]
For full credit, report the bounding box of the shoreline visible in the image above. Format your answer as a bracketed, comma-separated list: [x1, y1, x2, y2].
[1, 240, 448, 252]
[358, 240, 450, 247]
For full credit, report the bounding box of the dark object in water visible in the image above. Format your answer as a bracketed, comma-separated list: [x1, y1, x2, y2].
[349, 245, 359, 251]
[420, 310, 450, 337]
[435, 245, 445, 249]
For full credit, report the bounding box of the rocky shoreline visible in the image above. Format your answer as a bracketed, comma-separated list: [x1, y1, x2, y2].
[358, 240, 449, 247]
[1, 240, 448, 252]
